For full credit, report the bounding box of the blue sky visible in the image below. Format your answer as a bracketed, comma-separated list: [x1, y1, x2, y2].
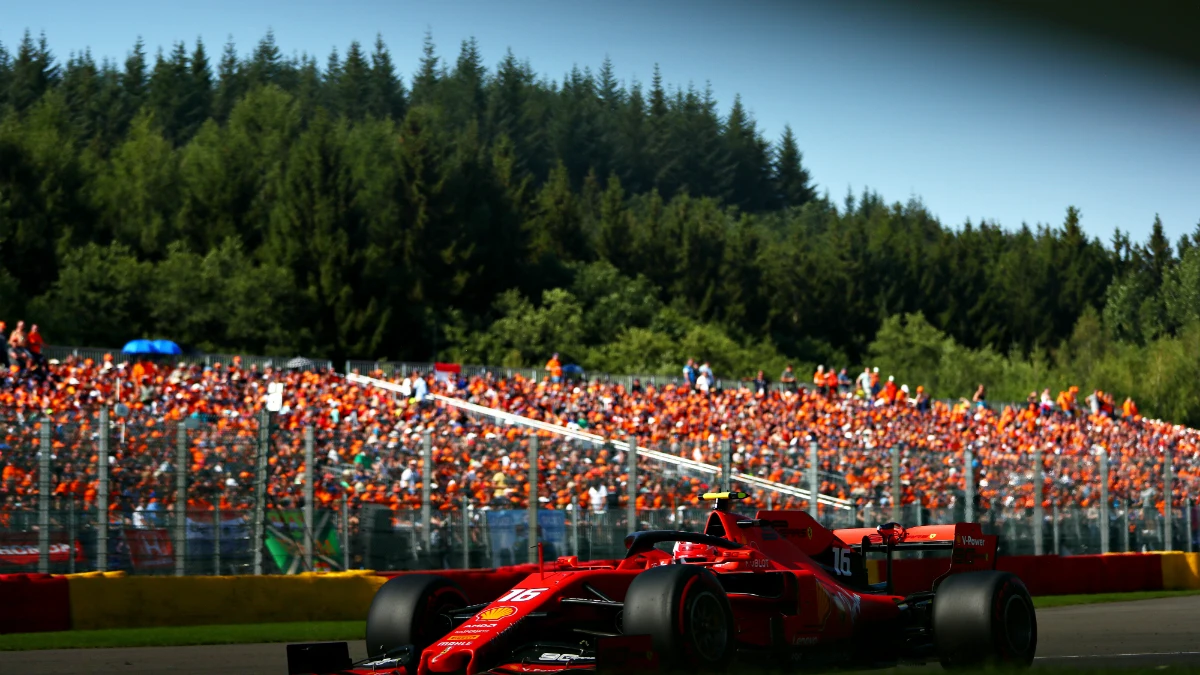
[5, 0, 1198, 245]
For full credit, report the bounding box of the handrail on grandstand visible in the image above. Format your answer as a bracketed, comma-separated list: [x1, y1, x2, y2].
[345, 372, 853, 510]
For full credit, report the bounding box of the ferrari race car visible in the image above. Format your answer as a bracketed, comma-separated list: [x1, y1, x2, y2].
[287, 492, 1036, 675]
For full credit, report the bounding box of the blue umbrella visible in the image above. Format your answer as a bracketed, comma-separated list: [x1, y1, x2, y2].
[122, 339, 182, 355]
[151, 339, 182, 355]
[122, 339, 157, 354]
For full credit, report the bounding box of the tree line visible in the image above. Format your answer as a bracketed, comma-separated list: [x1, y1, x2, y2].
[1, 29, 1198, 423]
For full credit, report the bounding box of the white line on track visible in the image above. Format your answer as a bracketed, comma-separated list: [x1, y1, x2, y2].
[1038, 652, 1200, 659]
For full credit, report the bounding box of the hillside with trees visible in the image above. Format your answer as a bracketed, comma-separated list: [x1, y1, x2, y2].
[1, 30, 1199, 422]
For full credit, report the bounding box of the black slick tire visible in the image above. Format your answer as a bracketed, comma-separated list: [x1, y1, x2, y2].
[932, 571, 1037, 669]
[365, 574, 469, 658]
[622, 564, 736, 672]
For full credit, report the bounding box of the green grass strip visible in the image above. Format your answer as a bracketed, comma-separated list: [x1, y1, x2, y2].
[1033, 588, 1200, 608]
[2, 589, 1199, 651]
[0, 620, 365, 651]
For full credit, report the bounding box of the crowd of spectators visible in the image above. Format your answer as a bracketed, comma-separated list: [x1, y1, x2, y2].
[0, 353, 1197, 536]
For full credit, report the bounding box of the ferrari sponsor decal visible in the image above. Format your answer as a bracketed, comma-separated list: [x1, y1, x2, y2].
[793, 636, 819, 646]
[751, 558, 770, 568]
[807, 527, 813, 539]
[448, 633, 482, 640]
[539, 653, 595, 662]
[437, 639, 475, 646]
[960, 535, 985, 547]
[928, 533, 937, 539]
[468, 622, 500, 629]
[827, 585, 861, 624]
[476, 605, 518, 620]
[498, 588, 548, 602]
[361, 658, 401, 668]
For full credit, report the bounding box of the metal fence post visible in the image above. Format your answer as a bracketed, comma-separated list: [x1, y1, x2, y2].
[627, 436, 638, 536]
[68, 498, 77, 574]
[1052, 500, 1061, 555]
[97, 406, 109, 572]
[176, 423, 188, 577]
[891, 445, 901, 523]
[572, 506, 581, 559]
[421, 431, 433, 553]
[964, 445, 975, 523]
[39, 420, 51, 574]
[253, 410, 270, 576]
[721, 439, 732, 492]
[303, 426, 315, 571]
[1164, 444, 1174, 551]
[1099, 448, 1110, 554]
[213, 504, 222, 575]
[1186, 494, 1193, 554]
[808, 440, 819, 520]
[1033, 444, 1044, 555]
[462, 495, 470, 570]
[528, 435, 539, 564]
[1123, 497, 1131, 553]
[342, 496, 350, 571]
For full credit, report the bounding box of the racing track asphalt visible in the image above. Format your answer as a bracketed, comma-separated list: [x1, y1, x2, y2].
[2, 595, 1199, 674]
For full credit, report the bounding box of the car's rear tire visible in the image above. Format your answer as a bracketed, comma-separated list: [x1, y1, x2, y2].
[933, 571, 1037, 669]
[365, 574, 469, 658]
[622, 564, 736, 672]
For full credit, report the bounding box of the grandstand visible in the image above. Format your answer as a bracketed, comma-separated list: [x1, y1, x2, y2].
[0, 345, 1197, 578]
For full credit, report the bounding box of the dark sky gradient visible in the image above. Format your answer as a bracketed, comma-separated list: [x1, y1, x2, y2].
[4, 0, 1197, 243]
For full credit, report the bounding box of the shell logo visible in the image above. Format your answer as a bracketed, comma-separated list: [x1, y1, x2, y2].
[476, 606, 517, 621]
[806, 527, 813, 539]
[928, 533, 937, 539]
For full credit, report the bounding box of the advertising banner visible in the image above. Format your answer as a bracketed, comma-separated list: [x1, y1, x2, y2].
[185, 510, 252, 563]
[264, 509, 344, 574]
[0, 539, 85, 568]
[484, 510, 566, 568]
[123, 528, 174, 570]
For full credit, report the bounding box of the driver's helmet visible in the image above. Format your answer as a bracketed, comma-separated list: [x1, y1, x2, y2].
[673, 541, 718, 560]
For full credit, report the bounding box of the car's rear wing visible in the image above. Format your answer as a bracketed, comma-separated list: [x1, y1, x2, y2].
[833, 522, 998, 594]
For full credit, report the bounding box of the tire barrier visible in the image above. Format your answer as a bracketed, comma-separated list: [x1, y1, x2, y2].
[3, 553, 1197, 635]
[0, 573, 71, 635]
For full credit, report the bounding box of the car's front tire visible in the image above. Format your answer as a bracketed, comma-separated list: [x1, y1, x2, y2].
[622, 564, 736, 672]
[365, 574, 469, 658]
[932, 571, 1037, 669]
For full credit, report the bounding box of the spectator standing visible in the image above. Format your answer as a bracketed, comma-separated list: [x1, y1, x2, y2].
[780, 365, 797, 393]
[856, 367, 871, 399]
[546, 353, 563, 384]
[683, 359, 697, 387]
[753, 370, 769, 396]
[27, 325, 44, 368]
[699, 362, 714, 385]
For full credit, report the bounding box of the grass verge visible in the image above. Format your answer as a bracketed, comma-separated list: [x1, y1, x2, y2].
[0, 621, 364, 651]
[1033, 588, 1200, 608]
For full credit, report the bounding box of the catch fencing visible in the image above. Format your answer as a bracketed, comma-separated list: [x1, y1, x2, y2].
[1, 404, 1197, 577]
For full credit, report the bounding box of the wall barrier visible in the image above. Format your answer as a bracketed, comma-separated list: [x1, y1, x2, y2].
[65, 570, 387, 630]
[5, 553, 1198, 635]
[0, 573, 71, 635]
[869, 551, 1200, 597]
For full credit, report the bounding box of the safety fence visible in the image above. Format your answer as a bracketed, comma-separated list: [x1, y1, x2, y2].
[3, 395, 1199, 578]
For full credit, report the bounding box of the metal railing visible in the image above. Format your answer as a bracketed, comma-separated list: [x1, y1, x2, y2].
[2, 405, 1196, 577]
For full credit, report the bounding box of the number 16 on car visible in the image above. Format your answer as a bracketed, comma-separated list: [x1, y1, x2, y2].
[498, 588, 548, 602]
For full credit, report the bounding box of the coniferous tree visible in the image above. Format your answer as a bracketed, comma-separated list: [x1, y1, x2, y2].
[181, 38, 213, 141]
[773, 125, 816, 210]
[367, 34, 406, 120]
[212, 37, 244, 122]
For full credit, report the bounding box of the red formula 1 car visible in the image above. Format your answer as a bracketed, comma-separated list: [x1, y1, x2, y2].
[287, 492, 1036, 675]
